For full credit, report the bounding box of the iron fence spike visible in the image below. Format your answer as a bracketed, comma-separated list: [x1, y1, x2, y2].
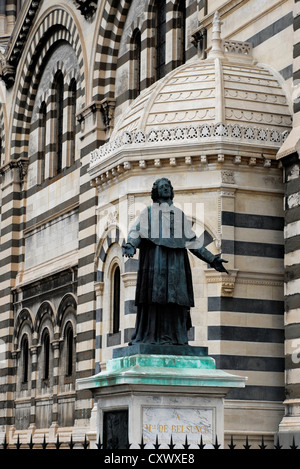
[96, 435, 102, 450]
[15, 435, 21, 449]
[55, 434, 61, 450]
[139, 435, 146, 449]
[213, 435, 221, 449]
[243, 435, 251, 450]
[153, 435, 160, 450]
[28, 435, 34, 450]
[2, 435, 8, 450]
[274, 436, 282, 450]
[42, 434, 48, 450]
[69, 435, 75, 449]
[290, 436, 298, 450]
[83, 435, 89, 449]
[198, 434, 205, 449]
[259, 435, 267, 449]
[183, 435, 190, 450]
[228, 435, 236, 449]
[168, 434, 175, 450]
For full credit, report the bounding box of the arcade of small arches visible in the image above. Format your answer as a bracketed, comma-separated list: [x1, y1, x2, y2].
[13, 294, 77, 399]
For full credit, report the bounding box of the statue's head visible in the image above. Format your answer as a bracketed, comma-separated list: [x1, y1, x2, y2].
[151, 178, 174, 202]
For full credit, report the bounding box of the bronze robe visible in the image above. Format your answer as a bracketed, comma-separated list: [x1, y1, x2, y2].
[126, 203, 215, 345]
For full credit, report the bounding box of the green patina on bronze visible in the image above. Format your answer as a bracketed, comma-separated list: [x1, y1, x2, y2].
[79, 353, 245, 390]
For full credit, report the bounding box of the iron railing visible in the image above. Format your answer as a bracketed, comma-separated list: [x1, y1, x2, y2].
[0, 434, 298, 450]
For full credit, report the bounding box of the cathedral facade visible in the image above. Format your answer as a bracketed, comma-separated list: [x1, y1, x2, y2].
[0, 0, 299, 449]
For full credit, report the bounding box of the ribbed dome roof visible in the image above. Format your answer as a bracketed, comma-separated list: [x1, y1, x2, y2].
[112, 57, 291, 137]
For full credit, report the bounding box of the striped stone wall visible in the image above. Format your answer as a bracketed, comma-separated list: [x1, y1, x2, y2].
[274, 0, 300, 441]
[210, 207, 285, 402]
[0, 162, 24, 428]
[278, 0, 300, 439]
[283, 155, 300, 400]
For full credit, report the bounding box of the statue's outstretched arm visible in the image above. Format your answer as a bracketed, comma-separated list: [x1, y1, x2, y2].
[190, 247, 229, 274]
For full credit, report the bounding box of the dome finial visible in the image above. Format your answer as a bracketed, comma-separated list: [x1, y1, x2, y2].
[209, 11, 224, 58]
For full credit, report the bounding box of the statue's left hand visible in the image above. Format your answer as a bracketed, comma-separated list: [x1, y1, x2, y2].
[211, 254, 229, 274]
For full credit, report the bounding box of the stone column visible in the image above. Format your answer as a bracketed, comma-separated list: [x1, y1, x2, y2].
[29, 343, 38, 432]
[49, 338, 60, 437]
[0, 161, 26, 431]
[74, 101, 105, 430]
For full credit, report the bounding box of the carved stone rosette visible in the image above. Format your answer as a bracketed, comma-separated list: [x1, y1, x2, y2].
[73, 0, 98, 19]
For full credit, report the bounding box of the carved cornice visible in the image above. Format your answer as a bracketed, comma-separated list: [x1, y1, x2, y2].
[204, 269, 284, 298]
[100, 98, 116, 132]
[0, 157, 29, 182]
[76, 101, 102, 123]
[204, 269, 239, 297]
[195, 0, 247, 30]
[0, 55, 15, 88]
[76, 100, 115, 139]
[121, 272, 138, 288]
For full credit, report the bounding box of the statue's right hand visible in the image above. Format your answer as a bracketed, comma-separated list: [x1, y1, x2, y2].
[122, 243, 136, 258]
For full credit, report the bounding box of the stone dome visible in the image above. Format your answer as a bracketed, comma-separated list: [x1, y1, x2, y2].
[90, 13, 292, 169]
[112, 57, 291, 137]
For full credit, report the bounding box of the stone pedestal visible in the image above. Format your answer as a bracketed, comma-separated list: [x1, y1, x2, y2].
[77, 346, 246, 449]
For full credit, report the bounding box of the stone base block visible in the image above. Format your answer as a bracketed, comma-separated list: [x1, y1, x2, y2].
[77, 349, 246, 449]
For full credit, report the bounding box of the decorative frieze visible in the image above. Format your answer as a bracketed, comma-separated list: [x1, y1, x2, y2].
[223, 40, 252, 56]
[89, 150, 281, 189]
[90, 123, 289, 168]
[221, 170, 235, 185]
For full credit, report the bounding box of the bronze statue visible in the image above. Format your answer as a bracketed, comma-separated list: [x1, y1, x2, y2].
[122, 178, 228, 346]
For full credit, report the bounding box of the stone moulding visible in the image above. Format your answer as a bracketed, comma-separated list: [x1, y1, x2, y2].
[204, 269, 239, 298]
[90, 123, 290, 169]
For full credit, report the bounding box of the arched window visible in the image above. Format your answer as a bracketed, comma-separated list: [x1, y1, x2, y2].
[66, 325, 74, 376]
[43, 330, 50, 381]
[131, 28, 141, 98]
[39, 101, 47, 183]
[22, 336, 29, 383]
[154, 0, 166, 80]
[177, 0, 186, 66]
[69, 79, 77, 166]
[112, 266, 121, 334]
[54, 71, 64, 175]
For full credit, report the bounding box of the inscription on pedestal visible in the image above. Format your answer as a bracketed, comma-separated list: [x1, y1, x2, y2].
[142, 407, 213, 447]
